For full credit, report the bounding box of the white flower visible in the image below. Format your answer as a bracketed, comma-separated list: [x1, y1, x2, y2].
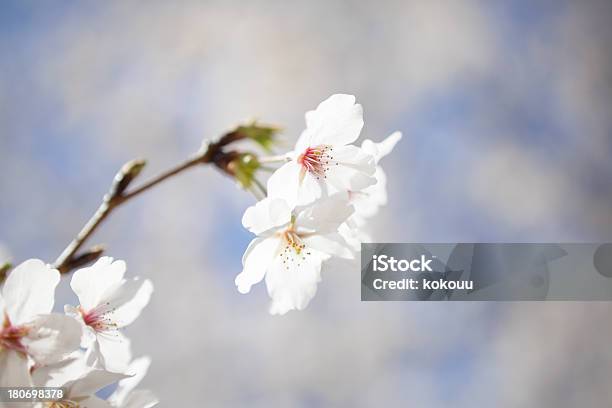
[236, 194, 354, 315]
[340, 132, 402, 250]
[109, 356, 158, 408]
[65, 257, 153, 372]
[34, 352, 129, 408]
[267, 94, 376, 207]
[0, 260, 81, 387]
[55, 369, 127, 408]
[350, 131, 402, 221]
[338, 219, 371, 252]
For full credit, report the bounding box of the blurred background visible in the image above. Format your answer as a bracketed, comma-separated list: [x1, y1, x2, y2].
[1, 0, 612, 406]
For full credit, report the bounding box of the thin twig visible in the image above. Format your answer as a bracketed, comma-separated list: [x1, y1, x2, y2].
[51, 122, 279, 275]
[53, 148, 213, 274]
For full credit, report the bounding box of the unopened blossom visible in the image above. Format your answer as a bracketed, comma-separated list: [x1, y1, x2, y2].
[65, 257, 153, 372]
[236, 194, 354, 315]
[267, 94, 376, 207]
[109, 356, 158, 408]
[0, 260, 81, 387]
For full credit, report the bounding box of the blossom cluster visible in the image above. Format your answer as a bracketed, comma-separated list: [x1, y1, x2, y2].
[0, 93, 399, 398]
[0, 257, 157, 408]
[235, 94, 401, 314]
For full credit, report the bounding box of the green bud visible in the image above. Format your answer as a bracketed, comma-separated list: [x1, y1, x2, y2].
[0, 262, 12, 283]
[237, 122, 281, 152]
[228, 153, 261, 189]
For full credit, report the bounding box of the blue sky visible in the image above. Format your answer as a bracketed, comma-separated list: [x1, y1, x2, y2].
[1, 1, 612, 406]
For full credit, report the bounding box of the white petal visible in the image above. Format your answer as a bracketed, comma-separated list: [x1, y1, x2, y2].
[96, 331, 132, 373]
[84, 339, 103, 369]
[121, 390, 159, 408]
[2, 259, 59, 324]
[294, 127, 312, 153]
[325, 146, 376, 194]
[265, 251, 324, 315]
[305, 94, 364, 147]
[295, 170, 324, 206]
[110, 356, 151, 406]
[344, 215, 372, 243]
[338, 222, 362, 252]
[31, 351, 87, 387]
[102, 279, 153, 328]
[64, 304, 95, 348]
[235, 237, 281, 294]
[333, 145, 376, 174]
[67, 369, 128, 400]
[242, 196, 292, 235]
[295, 193, 354, 234]
[303, 233, 354, 260]
[0, 350, 32, 387]
[265, 161, 302, 209]
[71, 257, 126, 311]
[23, 314, 82, 365]
[351, 167, 388, 219]
[361, 131, 402, 163]
[78, 396, 114, 408]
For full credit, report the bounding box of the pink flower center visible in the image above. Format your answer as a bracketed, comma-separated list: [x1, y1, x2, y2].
[0, 313, 29, 354]
[81, 304, 118, 334]
[297, 145, 336, 179]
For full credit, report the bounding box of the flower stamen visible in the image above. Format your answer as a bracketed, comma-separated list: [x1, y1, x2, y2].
[80, 304, 119, 336]
[277, 228, 312, 270]
[297, 145, 337, 180]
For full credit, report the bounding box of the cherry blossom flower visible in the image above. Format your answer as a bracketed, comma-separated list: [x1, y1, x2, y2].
[33, 351, 157, 408]
[267, 94, 377, 207]
[236, 194, 354, 315]
[0, 260, 81, 387]
[34, 352, 129, 408]
[351, 131, 402, 221]
[340, 132, 402, 250]
[55, 369, 127, 408]
[65, 257, 153, 372]
[109, 356, 158, 408]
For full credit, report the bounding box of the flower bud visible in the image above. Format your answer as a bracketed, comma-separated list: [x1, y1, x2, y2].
[239, 122, 280, 152]
[218, 122, 280, 152]
[227, 153, 261, 189]
[0, 262, 11, 283]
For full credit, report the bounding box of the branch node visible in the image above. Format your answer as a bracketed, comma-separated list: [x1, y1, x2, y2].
[109, 159, 147, 199]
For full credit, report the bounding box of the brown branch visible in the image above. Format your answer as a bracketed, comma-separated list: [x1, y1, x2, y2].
[53, 144, 217, 274]
[51, 122, 279, 275]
